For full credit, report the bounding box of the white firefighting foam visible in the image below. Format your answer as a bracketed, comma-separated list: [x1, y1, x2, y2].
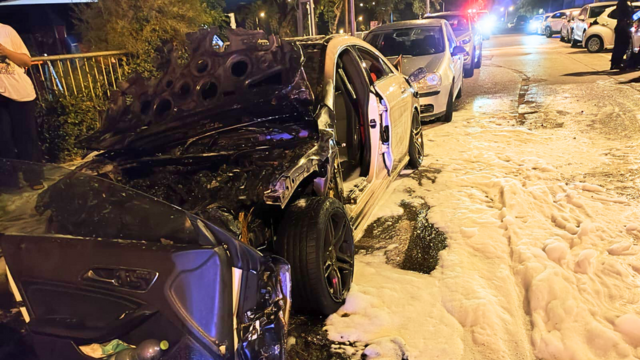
[325, 107, 640, 359]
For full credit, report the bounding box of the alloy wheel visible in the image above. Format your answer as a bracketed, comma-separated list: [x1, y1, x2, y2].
[588, 37, 601, 52]
[412, 114, 424, 165]
[323, 211, 354, 302]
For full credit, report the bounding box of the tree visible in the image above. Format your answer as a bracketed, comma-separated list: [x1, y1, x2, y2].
[235, 0, 298, 36]
[74, 0, 227, 77]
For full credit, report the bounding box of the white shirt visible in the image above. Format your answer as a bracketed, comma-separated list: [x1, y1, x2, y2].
[0, 24, 36, 102]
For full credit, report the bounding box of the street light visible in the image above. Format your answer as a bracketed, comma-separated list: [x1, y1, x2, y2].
[509, 6, 514, 10]
[260, 12, 265, 17]
[358, 15, 363, 21]
[339, 28, 344, 33]
[500, 7, 504, 11]
[360, 2, 363, 6]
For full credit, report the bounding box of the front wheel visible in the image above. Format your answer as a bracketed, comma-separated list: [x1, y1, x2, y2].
[407, 111, 424, 169]
[474, 45, 483, 69]
[586, 35, 604, 53]
[276, 197, 355, 316]
[440, 83, 455, 123]
[545, 26, 552, 38]
[570, 34, 579, 48]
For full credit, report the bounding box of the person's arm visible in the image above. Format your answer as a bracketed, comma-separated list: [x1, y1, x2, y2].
[0, 43, 31, 68]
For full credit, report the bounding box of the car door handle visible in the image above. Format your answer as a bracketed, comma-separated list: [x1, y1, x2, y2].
[401, 87, 408, 94]
[369, 119, 377, 129]
[86, 270, 119, 285]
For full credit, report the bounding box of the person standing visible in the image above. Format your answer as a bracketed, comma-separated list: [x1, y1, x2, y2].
[0, 23, 44, 189]
[611, 0, 633, 70]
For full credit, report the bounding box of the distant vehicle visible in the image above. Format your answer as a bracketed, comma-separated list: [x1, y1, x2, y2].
[424, 11, 483, 78]
[582, 3, 640, 52]
[364, 19, 465, 122]
[543, 9, 576, 37]
[560, 8, 582, 42]
[571, 1, 617, 46]
[528, 14, 547, 34]
[476, 10, 497, 39]
[508, 14, 530, 30]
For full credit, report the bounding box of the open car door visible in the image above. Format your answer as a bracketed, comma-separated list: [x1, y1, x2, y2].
[0, 160, 290, 360]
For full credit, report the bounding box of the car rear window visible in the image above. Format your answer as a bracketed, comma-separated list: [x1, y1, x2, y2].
[365, 26, 445, 57]
[589, 5, 612, 18]
[428, 15, 470, 34]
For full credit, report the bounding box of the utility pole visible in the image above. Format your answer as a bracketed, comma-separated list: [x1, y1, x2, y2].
[426, 0, 430, 16]
[344, 0, 349, 33]
[297, 0, 304, 36]
[297, 0, 317, 36]
[349, 0, 356, 35]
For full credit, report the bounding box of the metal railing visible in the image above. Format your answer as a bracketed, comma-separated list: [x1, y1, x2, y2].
[28, 50, 129, 102]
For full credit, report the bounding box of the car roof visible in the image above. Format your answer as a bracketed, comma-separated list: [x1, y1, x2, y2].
[584, 1, 616, 7]
[368, 18, 445, 32]
[427, 11, 467, 16]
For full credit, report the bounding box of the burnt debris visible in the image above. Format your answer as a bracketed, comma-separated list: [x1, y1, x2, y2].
[79, 28, 325, 248]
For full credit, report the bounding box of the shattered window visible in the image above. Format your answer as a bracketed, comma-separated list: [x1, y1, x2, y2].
[300, 44, 326, 106]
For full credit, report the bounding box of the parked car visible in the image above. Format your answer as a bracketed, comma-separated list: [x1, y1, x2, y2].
[528, 14, 547, 34]
[68, 28, 421, 316]
[424, 12, 483, 78]
[582, 3, 640, 52]
[364, 19, 465, 122]
[571, 1, 617, 46]
[508, 14, 530, 30]
[543, 9, 576, 37]
[0, 159, 292, 360]
[560, 9, 582, 42]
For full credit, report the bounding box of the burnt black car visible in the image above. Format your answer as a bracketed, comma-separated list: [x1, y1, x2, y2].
[77, 27, 422, 318]
[0, 159, 290, 360]
[1, 26, 423, 359]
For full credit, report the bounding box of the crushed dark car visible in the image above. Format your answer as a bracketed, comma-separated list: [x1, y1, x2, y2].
[0, 159, 290, 360]
[0, 26, 423, 360]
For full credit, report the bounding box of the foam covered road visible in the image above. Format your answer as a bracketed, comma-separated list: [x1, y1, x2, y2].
[317, 34, 640, 360]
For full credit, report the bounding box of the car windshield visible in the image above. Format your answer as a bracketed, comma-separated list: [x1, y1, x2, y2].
[532, 15, 544, 22]
[365, 26, 445, 57]
[0, 159, 200, 244]
[589, 5, 612, 18]
[429, 15, 470, 34]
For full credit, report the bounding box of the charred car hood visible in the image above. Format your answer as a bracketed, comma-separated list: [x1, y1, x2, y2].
[79, 28, 330, 242]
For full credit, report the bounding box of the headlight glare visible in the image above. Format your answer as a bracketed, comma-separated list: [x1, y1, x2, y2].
[408, 68, 441, 93]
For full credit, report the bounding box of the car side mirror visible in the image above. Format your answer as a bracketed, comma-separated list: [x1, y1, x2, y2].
[578, 15, 585, 21]
[452, 46, 467, 56]
[562, 15, 567, 19]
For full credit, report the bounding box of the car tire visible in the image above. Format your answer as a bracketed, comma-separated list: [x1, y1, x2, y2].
[407, 111, 423, 169]
[570, 34, 579, 47]
[276, 197, 355, 316]
[455, 78, 463, 99]
[441, 83, 454, 123]
[464, 47, 475, 78]
[586, 35, 604, 53]
[474, 45, 482, 69]
[545, 26, 552, 38]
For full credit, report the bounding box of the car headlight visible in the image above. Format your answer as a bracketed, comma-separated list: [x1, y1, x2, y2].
[408, 68, 441, 93]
